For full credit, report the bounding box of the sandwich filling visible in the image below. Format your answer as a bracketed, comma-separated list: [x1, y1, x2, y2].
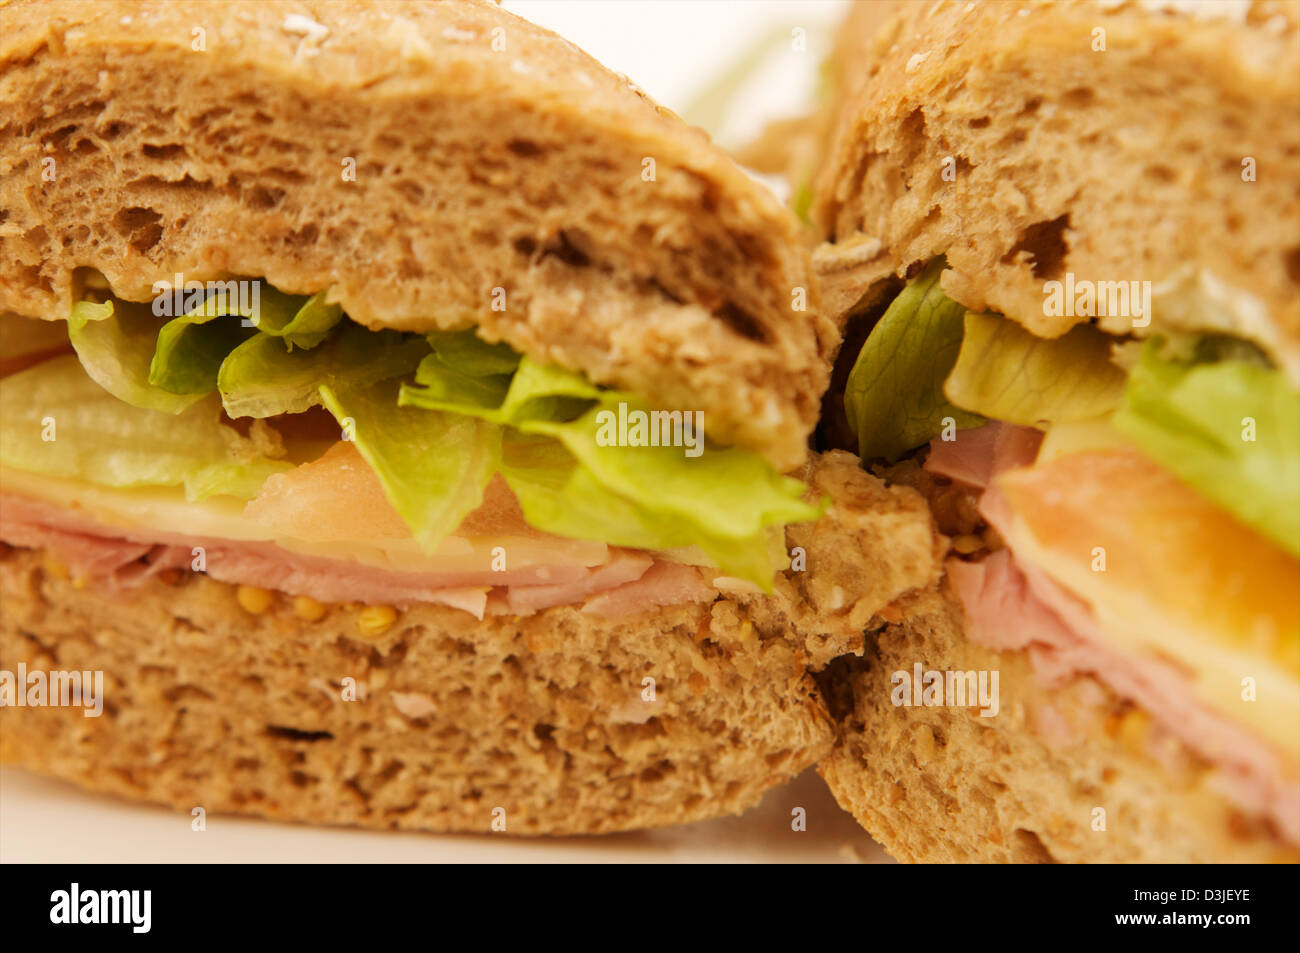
[0, 280, 822, 618]
[840, 259, 1300, 843]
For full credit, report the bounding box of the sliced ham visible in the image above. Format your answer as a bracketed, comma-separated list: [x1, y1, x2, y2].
[499, 551, 653, 615]
[924, 421, 1042, 488]
[583, 561, 718, 618]
[0, 491, 707, 620]
[0, 518, 152, 579]
[946, 549, 1071, 654]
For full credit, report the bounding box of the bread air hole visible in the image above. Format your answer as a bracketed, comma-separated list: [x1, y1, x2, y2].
[141, 143, 188, 160]
[1010, 828, 1056, 863]
[266, 725, 334, 742]
[1283, 246, 1300, 284]
[717, 301, 769, 343]
[506, 138, 545, 158]
[112, 205, 164, 253]
[539, 230, 590, 268]
[1002, 214, 1070, 280]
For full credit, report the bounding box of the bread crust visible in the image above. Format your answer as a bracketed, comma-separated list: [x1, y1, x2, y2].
[0, 0, 835, 469]
[0, 450, 942, 833]
[817, 585, 1299, 863]
[811, 0, 1300, 375]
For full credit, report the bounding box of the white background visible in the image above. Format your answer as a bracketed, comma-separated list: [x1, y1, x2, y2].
[0, 0, 888, 863]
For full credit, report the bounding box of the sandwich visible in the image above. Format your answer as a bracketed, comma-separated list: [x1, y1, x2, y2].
[0, 0, 944, 834]
[806, 0, 1300, 862]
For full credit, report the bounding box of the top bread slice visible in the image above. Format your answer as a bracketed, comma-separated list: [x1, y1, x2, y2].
[0, 0, 835, 471]
[810, 0, 1300, 376]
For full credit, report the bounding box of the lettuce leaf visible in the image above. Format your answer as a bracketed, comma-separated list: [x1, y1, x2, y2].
[1113, 341, 1300, 556]
[844, 259, 984, 461]
[402, 348, 602, 425]
[149, 310, 254, 396]
[403, 343, 821, 587]
[943, 311, 1128, 426]
[427, 329, 521, 377]
[0, 354, 290, 500]
[218, 324, 428, 419]
[149, 285, 340, 394]
[249, 290, 343, 349]
[148, 288, 299, 395]
[523, 403, 819, 541]
[318, 380, 499, 549]
[66, 299, 202, 414]
[500, 433, 787, 585]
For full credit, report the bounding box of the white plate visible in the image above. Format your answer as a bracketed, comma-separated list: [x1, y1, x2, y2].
[0, 767, 891, 863]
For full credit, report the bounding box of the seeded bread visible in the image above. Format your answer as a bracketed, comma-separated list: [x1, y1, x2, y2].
[817, 586, 1299, 863]
[0, 0, 834, 470]
[810, 0, 1300, 375]
[0, 451, 942, 834]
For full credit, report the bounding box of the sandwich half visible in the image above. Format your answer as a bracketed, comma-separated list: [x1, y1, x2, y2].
[0, 0, 944, 833]
[809, 0, 1300, 862]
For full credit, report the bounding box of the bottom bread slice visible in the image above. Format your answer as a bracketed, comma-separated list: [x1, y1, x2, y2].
[0, 450, 941, 834]
[817, 586, 1299, 863]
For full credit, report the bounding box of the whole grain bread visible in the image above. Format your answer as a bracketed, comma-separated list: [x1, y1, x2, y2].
[817, 585, 1300, 864]
[0, 0, 834, 470]
[811, 0, 1300, 376]
[0, 451, 942, 834]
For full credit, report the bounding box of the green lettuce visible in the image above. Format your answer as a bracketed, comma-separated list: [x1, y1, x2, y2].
[218, 324, 428, 419]
[401, 331, 821, 587]
[319, 380, 500, 549]
[66, 299, 202, 414]
[401, 338, 602, 425]
[1113, 341, 1300, 556]
[499, 433, 787, 585]
[0, 354, 290, 500]
[427, 328, 521, 378]
[943, 311, 1128, 426]
[844, 259, 983, 461]
[148, 284, 316, 395]
[247, 290, 343, 349]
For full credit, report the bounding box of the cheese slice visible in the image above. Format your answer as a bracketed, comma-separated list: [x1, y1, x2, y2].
[0, 463, 612, 576]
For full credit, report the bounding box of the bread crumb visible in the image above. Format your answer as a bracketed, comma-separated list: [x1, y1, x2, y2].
[812, 235, 884, 272]
[282, 13, 329, 42]
[391, 691, 437, 719]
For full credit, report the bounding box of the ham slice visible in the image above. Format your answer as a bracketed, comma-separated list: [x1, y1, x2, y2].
[500, 551, 654, 615]
[924, 421, 1042, 488]
[583, 561, 717, 618]
[0, 491, 705, 620]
